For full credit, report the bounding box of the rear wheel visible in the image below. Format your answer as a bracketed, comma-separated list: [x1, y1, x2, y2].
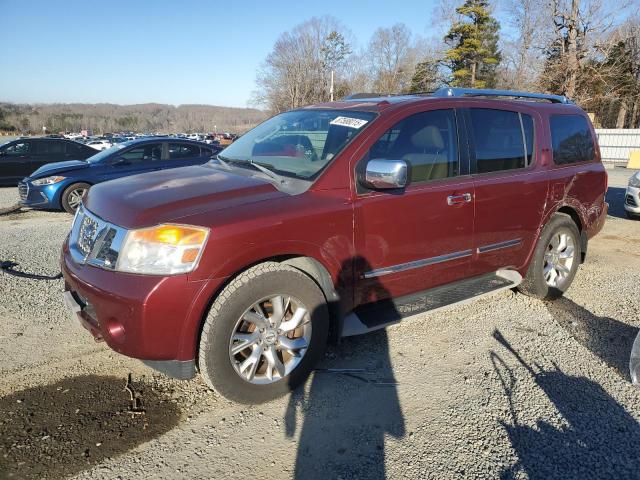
[61, 182, 90, 214]
[518, 213, 581, 300]
[198, 262, 329, 404]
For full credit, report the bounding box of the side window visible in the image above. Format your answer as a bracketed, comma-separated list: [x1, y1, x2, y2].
[168, 143, 201, 159]
[66, 142, 87, 156]
[120, 143, 163, 163]
[4, 142, 30, 156]
[550, 114, 595, 164]
[469, 109, 533, 173]
[201, 146, 214, 157]
[367, 109, 459, 183]
[36, 141, 66, 155]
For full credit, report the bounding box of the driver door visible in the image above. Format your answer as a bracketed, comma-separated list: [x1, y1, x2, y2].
[353, 108, 475, 306]
[100, 142, 165, 181]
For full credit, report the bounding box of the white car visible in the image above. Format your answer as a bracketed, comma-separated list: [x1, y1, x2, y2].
[625, 171, 640, 219]
[86, 139, 112, 151]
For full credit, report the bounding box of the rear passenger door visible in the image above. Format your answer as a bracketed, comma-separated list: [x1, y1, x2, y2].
[163, 142, 211, 170]
[32, 140, 68, 169]
[354, 107, 475, 305]
[465, 106, 548, 277]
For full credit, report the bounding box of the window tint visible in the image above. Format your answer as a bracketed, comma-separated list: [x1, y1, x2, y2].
[550, 114, 595, 164]
[168, 143, 201, 159]
[36, 141, 65, 155]
[469, 109, 533, 173]
[66, 142, 89, 156]
[4, 142, 30, 156]
[120, 143, 163, 163]
[367, 109, 459, 183]
[201, 146, 214, 156]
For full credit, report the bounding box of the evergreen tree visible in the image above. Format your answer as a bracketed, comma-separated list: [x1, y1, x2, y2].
[444, 0, 501, 88]
[409, 60, 439, 93]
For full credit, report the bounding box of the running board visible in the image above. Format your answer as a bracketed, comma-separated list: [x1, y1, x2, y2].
[341, 269, 522, 337]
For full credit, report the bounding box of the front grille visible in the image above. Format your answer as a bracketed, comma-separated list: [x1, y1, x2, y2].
[626, 194, 638, 207]
[69, 206, 126, 269]
[18, 182, 28, 201]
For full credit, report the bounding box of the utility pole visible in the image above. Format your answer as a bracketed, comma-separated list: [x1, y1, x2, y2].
[330, 70, 334, 102]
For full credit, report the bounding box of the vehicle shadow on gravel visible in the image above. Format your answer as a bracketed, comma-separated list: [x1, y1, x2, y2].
[545, 297, 639, 380]
[284, 257, 405, 479]
[0, 375, 181, 480]
[492, 330, 640, 480]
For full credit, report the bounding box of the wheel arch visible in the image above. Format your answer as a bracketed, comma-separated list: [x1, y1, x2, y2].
[189, 254, 343, 370]
[59, 180, 94, 210]
[556, 205, 587, 262]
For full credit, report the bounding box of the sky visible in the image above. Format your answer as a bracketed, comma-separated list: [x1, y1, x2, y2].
[0, 0, 464, 108]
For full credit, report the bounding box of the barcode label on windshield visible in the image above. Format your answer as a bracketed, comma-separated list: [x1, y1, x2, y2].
[330, 116, 369, 129]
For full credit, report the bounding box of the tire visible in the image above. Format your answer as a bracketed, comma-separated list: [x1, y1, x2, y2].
[518, 213, 582, 300]
[61, 182, 90, 214]
[198, 261, 329, 404]
[626, 211, 639, 220]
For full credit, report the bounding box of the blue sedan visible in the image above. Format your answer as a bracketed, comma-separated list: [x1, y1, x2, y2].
[19, 138, 221, 213]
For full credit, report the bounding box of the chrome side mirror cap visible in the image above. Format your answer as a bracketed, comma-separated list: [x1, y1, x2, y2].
[362, 159, 408, 190]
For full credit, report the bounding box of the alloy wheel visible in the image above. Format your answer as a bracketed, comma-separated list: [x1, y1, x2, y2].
[67, 188, 86, 210]
[228, 295, 311, 385]
[543, 228, 575, 288]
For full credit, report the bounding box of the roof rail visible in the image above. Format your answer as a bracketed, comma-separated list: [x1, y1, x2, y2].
[432, 87, 573, 104]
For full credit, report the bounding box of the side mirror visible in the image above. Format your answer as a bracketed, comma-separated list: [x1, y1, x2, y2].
[361, 159, 408, 189]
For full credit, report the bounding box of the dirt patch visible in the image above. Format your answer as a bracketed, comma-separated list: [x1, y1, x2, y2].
[0, 375, 182, 480]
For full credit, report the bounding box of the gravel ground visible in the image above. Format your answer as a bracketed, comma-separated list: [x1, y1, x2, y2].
[1, 167, 639, 480]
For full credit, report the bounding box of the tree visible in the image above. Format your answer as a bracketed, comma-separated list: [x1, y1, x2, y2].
[443, 0, 501, 88]
[321, 31, 352, 101]
[254, 16, 353, 112]
[366, 23, 420, 93]
[409, 60, 439, 93]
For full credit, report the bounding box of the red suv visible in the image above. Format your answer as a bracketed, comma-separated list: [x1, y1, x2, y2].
[61, 88, 608, 403]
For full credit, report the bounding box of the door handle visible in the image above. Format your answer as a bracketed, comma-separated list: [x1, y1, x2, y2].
[447, 193, 472, 205]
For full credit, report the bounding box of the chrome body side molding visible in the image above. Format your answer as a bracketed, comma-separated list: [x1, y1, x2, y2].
[477, 238, 522, 254]
[362, 249, 473, 279]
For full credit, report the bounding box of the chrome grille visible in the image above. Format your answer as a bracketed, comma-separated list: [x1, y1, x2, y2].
[69, 205, 127, 269]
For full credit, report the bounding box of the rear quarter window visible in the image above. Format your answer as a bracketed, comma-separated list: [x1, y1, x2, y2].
[550, 114, 595, 164]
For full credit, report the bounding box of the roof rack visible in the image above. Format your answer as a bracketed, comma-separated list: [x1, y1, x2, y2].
[432, 87, 573, 104]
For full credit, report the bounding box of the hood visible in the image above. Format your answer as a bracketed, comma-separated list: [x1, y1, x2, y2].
[30, 160, 90, 178]
[84, 164, 287, 228]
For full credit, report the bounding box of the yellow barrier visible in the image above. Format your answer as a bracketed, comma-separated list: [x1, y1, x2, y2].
[628, 150, 640, 169]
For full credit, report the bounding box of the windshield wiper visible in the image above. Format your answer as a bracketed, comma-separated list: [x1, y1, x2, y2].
[217, 155, 286, 184]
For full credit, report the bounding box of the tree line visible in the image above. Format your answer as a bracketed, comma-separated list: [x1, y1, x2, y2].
[253, 0, 640, 128]
[0, 102, 267, 135]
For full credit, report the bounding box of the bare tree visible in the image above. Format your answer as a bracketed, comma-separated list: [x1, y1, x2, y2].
[254, 16, 354, 112]
[365, 23, 421, 93]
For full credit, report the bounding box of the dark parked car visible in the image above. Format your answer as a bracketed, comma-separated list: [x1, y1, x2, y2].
[19, 138, 221, 213]
[0, 138, 96, 186]
[61, 88, 608, 403]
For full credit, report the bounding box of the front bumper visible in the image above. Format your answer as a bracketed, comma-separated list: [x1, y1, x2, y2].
[625, 186, 640, 214]
[18, 180, 59, 208]
[60, 240, 223, 379]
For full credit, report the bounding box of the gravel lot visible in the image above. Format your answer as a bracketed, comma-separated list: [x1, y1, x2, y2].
[1, 167, 639, 480]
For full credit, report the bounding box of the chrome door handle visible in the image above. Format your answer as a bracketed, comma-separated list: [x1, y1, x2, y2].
[447, 193, 472, 205]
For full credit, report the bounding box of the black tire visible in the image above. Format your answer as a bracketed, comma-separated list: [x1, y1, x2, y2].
[626, 210, 639, 220]
[518, 213, 582, 300]
[198, 261, 329, 404]
[61, 182, 91, 214]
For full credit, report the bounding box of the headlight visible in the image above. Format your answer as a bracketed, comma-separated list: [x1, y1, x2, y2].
[629, 173, 640, 188]
[32, 176, 66, 186]
[115, 224, 209, 275]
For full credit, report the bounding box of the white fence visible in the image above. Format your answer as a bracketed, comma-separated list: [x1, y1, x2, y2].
[595, 129, 640, 164]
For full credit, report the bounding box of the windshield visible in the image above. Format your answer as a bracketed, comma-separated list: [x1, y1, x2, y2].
[87, 142, 128, 163]
[219, 109, 376, 180]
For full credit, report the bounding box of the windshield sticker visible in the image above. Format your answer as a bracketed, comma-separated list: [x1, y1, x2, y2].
[330, 116, 369, 129]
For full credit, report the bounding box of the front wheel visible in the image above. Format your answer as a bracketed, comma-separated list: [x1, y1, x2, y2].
[198, 262, 329, 404]
[61, 182, 90, 214]
[518, 213, 581, 300]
